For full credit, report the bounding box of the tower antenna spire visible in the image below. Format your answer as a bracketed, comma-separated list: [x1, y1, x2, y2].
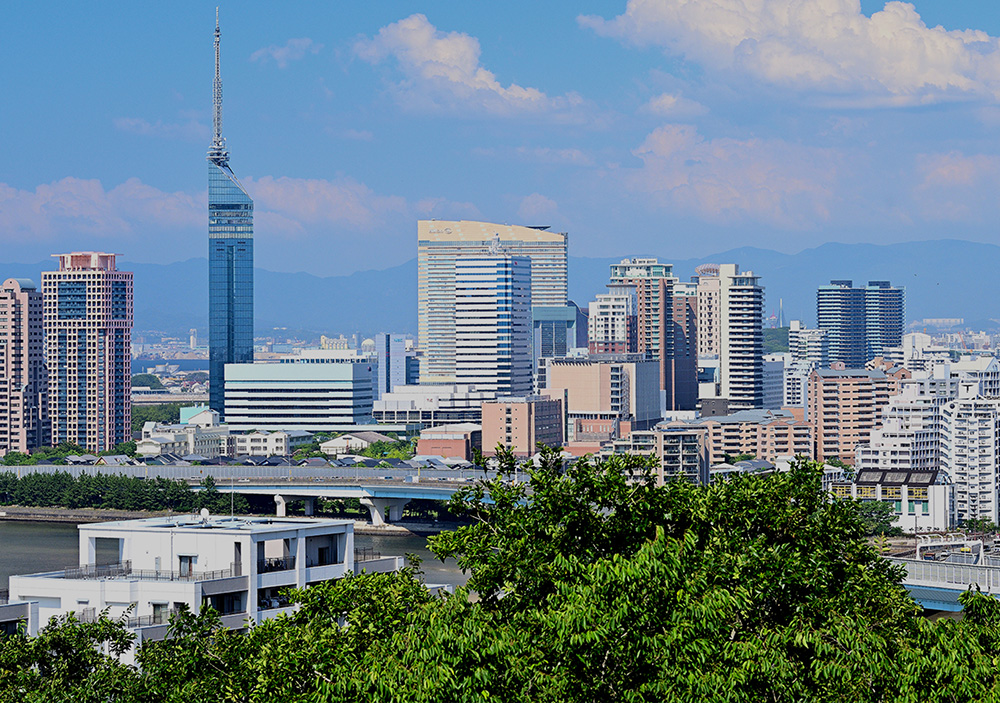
[208, 6, 228, 164]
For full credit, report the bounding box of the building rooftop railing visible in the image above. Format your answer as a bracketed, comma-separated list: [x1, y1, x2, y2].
[60, 561, 235, 582]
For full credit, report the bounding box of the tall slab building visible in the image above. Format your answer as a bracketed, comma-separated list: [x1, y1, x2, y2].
[455, 253, 533, 397]
[42, 253, 132, 453]
[0, 278, 47, 455]
[418, 221, 567, 385]
[207, 10, 253, 417]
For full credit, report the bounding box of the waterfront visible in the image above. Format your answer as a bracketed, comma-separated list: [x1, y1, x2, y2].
[0, 520, 469, 591]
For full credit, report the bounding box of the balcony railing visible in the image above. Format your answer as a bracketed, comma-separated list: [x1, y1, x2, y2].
[257, 556, 296, 573]
[0, 589, 8, 605]
[354, 547, 382, 563]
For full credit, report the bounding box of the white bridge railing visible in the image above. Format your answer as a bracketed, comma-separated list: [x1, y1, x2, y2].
[885, 557, 1000, 594]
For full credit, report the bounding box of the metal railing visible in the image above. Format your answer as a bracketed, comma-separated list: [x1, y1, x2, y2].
[354, 547, 382, 562]
[0, 589, 8, 605]
[60, 561, 235, 582]
[887, 556, 1000, 593]
[257, 556, 296, 573]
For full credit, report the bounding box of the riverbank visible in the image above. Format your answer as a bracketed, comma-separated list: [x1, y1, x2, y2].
[0, 504, 462, 536]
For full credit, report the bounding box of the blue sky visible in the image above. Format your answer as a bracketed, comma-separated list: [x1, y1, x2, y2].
[3, 1, 1000, 276]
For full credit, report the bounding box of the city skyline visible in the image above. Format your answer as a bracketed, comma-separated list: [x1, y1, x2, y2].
[3, 2, 1000, 277]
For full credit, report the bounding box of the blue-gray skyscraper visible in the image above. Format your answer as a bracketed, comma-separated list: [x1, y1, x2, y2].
[207, 10, 253, 417]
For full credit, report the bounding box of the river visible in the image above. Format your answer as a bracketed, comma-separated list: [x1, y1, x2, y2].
[0, 521, 469, 591]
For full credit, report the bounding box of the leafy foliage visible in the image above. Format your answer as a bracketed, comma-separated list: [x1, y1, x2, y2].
[10, 450, 1000, 701]
[0, 471, 247, 514]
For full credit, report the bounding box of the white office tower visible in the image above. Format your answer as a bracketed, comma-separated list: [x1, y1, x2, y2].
[939, 385, 1000, 525]
[718, 264, 764, 410]
[455, 254, 532, 396]
[418, 221, 567, 385]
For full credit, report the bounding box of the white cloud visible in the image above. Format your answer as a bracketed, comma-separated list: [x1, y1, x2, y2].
[641, 92, 707, 118]
[517, 193, 560, 222]
[250, 38, 323, 69]
[581, 1, 1000, 105]
[628, 124, 838, 228]
[245, 176, 408, 229]
[113, 117, 210, 142]
[0, 177, 199, 241]
[913, 150, 1000, 221]
[354, 14, 584, 116]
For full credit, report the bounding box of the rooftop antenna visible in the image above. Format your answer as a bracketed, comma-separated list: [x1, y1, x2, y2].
[207, 7, 229, 165]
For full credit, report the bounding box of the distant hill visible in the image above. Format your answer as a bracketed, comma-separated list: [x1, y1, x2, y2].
[1, 239, 996, 337]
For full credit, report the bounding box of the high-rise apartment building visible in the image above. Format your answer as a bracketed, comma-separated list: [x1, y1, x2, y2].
[42, 253, 132, 453]
[207, 12, 254, 417]
[817, 280, 904, 366]
[718, 264, 764, 410]
[0, 279, 47, 455]
[609, 258, 697, 410]
[807, 367, 906, 463]
[454, 254, 533, 396]
[588, 286, 637, 354]
[694, 265, 721, 357]
[418, 220, 567, 385]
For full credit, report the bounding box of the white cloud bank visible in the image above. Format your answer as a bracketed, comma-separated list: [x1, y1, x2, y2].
[581, 0, 1000, 105]
[629, 124, 839, 227]
[354, 14, 584, 116]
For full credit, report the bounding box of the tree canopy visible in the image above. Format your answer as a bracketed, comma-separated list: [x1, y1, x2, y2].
[4, 450, 1000, 702]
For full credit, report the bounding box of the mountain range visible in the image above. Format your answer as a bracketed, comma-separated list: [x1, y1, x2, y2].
[1, 239, 995, 337]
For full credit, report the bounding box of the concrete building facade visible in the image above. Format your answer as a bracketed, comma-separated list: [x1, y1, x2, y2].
[481, 395, 563, 457]
[0, 278, 47, 456]
[543, 356, 660, 446]
[808, 367, 907, 463]
[42, 253, 132, 453]
[667, 409, 812, 465]
[718, 264, 764, 410]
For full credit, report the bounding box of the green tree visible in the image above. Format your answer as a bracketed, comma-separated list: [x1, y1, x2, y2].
[131, 373, 165, 390]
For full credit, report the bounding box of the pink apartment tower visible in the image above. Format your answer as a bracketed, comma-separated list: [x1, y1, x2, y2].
[42, 253, 133, 453]
[0, 278, 48, 456]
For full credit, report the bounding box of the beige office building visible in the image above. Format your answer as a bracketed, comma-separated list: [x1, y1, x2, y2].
[481, 395, 563, 457]
[418, 220, 567, 385]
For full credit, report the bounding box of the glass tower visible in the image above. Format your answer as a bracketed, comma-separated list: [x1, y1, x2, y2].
[207, 11, 253, 417]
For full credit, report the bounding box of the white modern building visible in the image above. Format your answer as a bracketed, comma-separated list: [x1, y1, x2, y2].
[136, 407, 230, 458]
[234, 430, 313, 457]
[224, 355, 374, 432]
[454, 253, 533, 396]
[372, 383, 494, 428]
[418, 220, 568, 385]
[4, 513, 361, 652]
[830, 469, 953, 533]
